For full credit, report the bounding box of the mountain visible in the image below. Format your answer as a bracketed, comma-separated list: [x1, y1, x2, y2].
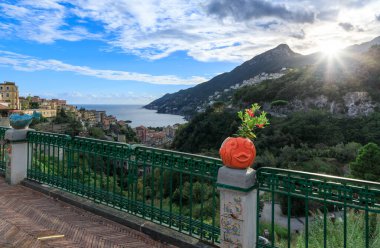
[145, 36, 380, 118]
[171, 45, 380, 159]
[144, 44, 318, 117]
[346, 36, 380, 53]
[233, 44, 380, 117]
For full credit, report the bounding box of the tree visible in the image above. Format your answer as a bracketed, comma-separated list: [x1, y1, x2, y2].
[29, 102, 40, 109]
[350, 142, 380, 182]
[89, 127, 105, 139]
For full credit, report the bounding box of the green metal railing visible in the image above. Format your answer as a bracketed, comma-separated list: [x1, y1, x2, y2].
[24, 129, 380, 247]
[256, 167, 380, 248]
[0, 127, 9, 173]
[27, 131, 222, 244]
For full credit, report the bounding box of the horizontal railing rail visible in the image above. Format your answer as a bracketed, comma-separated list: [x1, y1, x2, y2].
[255, 167, 380, 248]
[26, 130, 222, 245]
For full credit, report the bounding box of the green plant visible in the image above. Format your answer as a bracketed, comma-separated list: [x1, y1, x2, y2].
[350, 142, 380, 181]
[236, 103, 269, 139]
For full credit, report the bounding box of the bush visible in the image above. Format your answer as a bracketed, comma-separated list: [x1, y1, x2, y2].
[350, 142, 380, 181]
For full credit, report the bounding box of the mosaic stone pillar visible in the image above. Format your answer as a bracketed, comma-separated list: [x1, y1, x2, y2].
[4, 129, 30, 185]
[217, 166, 257, 248]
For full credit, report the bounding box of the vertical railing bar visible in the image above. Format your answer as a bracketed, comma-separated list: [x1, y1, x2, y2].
[106, 147, 111, 206]
[169, 155, 173, 228]
[56, 141, 59, 184]
[256, 186, 260, 246]
[200, 163, 204, 241]
[305, 181, 309, 248]
[141, 150, 146, 218]
[113, 148, 117, 206]
[47, 137, 50, 184]
[179, 166, 183, 232]
[212, 168, 217, 244]
[151, 151, 155, 221]
[77, 142, 81, 195]
[133, 150, 138, 215]
[365, 185, 369, 248]
[343, 183, 347, 248]
[323, 179, 327, 248]
[271, 176, 275, 245]
[189, 164, 194, 236]
[287, 174, 291, 248]
[159, 157, 163, 224]
[94, 147, 98, 203]
[81, 143, 85, 196]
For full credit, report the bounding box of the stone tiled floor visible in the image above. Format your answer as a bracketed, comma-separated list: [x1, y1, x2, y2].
[0, 177, 173, 248]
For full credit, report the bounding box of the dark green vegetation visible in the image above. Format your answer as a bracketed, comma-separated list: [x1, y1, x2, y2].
[173, 108, 380, 180]
[274, 212, 380, 248]
[173, 46, 380, 181]
[350, 143, 380, 182]
[172, 108, 239, 154]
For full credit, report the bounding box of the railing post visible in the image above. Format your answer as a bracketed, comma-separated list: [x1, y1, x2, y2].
[217, 166, 258, 248]
[4, 129, 30, 185]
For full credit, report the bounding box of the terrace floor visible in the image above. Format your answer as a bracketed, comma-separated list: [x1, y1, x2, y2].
[0, 177, 173, 248]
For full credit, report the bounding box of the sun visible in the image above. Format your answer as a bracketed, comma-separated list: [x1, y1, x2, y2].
[319, 40, 343, 57]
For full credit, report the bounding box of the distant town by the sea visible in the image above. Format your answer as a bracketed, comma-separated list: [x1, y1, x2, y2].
[75, 104, 187, 128]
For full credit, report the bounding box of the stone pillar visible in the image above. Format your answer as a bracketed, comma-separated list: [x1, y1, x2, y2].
[217, 166, 257, 248]
[4, 129, 29, 185]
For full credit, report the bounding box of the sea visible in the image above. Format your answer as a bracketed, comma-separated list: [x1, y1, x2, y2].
[75, 104, 187, 128]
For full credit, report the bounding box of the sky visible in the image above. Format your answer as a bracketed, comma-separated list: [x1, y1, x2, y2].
[0, 0, 379, 104]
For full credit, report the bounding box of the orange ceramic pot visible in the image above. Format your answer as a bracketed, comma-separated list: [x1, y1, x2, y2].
[219, 137, 256, 169]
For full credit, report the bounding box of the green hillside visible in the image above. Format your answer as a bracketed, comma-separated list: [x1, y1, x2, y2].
[172, 46, 380, 179]
[233, 45, 380, 109]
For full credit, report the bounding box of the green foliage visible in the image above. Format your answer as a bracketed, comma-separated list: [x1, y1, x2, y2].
[259, 221, 289, 242]
[29, 102, 40, 109]
[89, 127, 105, 139]
[211, 101, 225, 112]
[172, 108, 239, 153]
[286, 211, 380, 248]
[350, 142, 380, 181]
[29, 116, 48, 128]
[120, 124, 137, 142]
[53, 109, 69, 124]
[174, 106, 369, 176]
[236, 103, 269, 139]
[52, 109, 83, 136]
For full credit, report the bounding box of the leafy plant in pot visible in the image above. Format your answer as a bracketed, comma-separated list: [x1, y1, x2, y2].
[219, 103, 269, 169]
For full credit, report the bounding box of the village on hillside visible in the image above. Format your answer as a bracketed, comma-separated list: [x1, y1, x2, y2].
[0, 81, 179, 148]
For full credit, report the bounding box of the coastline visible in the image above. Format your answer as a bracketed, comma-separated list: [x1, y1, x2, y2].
[74, 104, 187, 128]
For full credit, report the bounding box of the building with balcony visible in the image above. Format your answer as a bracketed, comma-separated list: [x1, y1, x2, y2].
[0, 81, 20, 110]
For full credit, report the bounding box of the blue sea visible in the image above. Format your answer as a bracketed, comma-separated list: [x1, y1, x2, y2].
[75, 104, 187, 128]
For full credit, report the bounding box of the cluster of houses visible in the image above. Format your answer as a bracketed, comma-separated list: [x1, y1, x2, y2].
[195, 69, 289, 113]
[17, 95, 68, 117]
[135, 125, 179, 147]
[0, 81, 181, 147]
[77, 110, 180, 147]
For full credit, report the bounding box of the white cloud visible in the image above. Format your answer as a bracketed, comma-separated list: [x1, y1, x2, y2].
[0, 50, 206, 85]
[54, 91, 158, 104]
[0, 0, 379, 62]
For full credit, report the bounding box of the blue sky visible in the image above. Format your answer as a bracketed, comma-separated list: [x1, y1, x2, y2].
[0, 0, 379, 104]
